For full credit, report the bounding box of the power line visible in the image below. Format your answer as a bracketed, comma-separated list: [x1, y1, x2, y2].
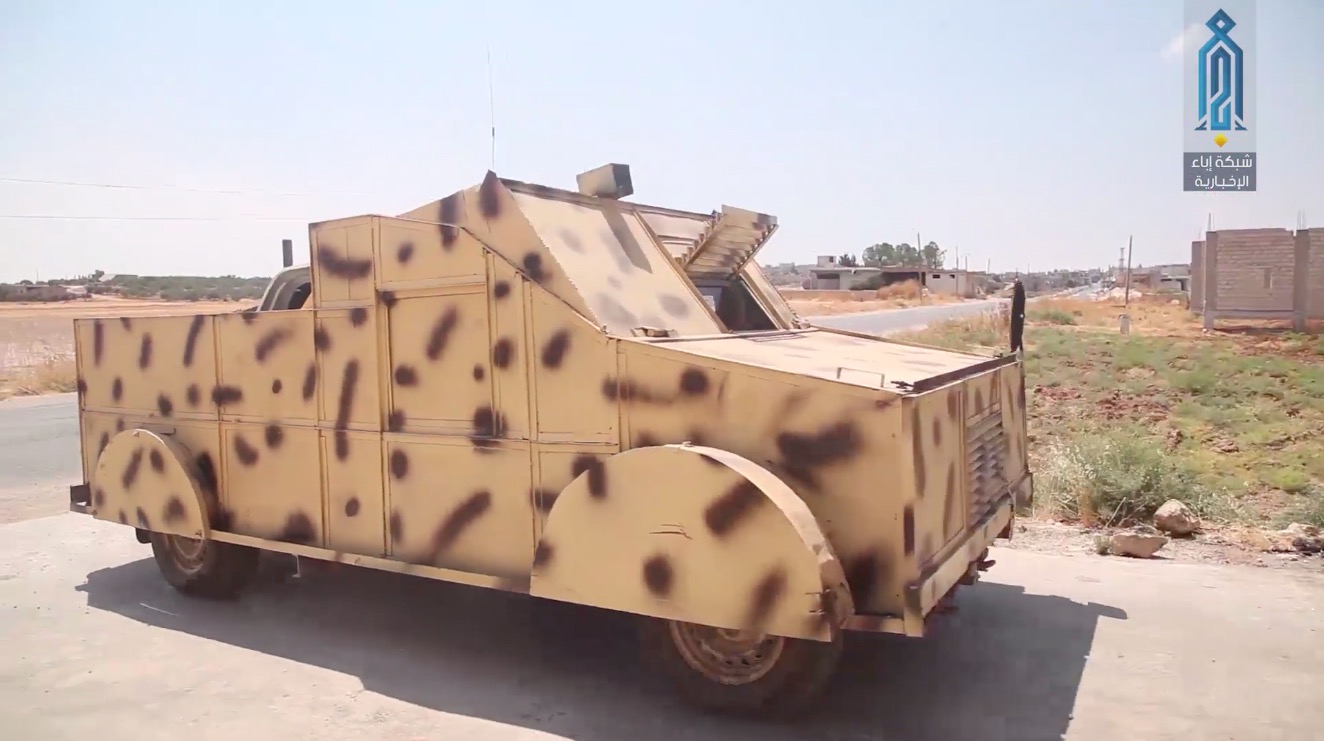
[0, 176, 368, 197]
[0, 214, 312, 222]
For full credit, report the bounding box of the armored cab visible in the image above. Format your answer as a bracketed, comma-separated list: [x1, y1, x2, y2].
[68, 164, 1033, 715]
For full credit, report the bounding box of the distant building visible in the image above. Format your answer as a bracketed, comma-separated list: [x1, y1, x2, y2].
[806, 255, 882, 290]
[805, 256, 978, 296]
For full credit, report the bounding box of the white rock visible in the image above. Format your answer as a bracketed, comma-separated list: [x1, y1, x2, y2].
[1154, 499, 1200, 536]
[1279, 523, 1323, 554]
[1109, 531, 1168, 558]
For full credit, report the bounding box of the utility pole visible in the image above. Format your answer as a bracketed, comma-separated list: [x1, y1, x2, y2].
[1124, 235, 1134, 306]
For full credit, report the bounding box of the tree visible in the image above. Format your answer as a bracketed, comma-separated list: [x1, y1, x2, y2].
[862, 243, 895, 267]
[921, 241, 947, 269]
[838, 253, 860, 267]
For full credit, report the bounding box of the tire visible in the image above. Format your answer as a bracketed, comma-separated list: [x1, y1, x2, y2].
[148, 532, 260, 600]
[638, 616, 843, 716]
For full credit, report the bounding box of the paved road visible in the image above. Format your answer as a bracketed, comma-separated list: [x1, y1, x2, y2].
[809, 297, 1009, 335]
[0, 392, 80, 524]
[2, 513, 1321, 741]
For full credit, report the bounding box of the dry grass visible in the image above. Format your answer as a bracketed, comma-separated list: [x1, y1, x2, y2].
[0, 297, 255, 400]
[903, 295, 1324, 533]
[781, 282, 967, 317]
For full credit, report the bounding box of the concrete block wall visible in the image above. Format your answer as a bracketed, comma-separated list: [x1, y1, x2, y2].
[1212, 228, 1296, 313]
[1311, 230, 1324, 319]
[1190, 240, 1204, 310]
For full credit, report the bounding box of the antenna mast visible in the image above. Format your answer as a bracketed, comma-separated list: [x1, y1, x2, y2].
[486, 47, 497, 170]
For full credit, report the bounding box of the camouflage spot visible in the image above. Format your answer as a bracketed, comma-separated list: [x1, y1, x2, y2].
[344, 497, 360, 518]
[120, 316, 132, 330]
[156, 394, 173, 417]
[472, 364, 485, 381]
[112, 377, 123, 402]
[438, 193, 461, 248]
[163, 497, 186, 525]
[379, 290, 398, 308]
[117, 509, 126, 525]
[659, 294, 692, 318]
[316, 245, 372, 280]
[539, 330, 571, 369]
[240, 311, 258, 325]
[903, 505, 916, 555]
[559, 228, 585, 253]
[678, 367, 710, 396]
[93, 488, 105, 507]
[426, 307, 460, 361]
[745, 568, 788, 630]
[76, 377, 87, 395]
[254, 327, 292, 363]
[333, 358, 360, 458]
[149, 449, 164, 473]
[704, 479, 763, 537]
[314, 326, 332, 352]
[278, 511, 317, 544]
[138, 333, 153, 369]
[387, 409, 406, 432]
[635, 432, 660, 447]
[195, 452, 218, 498]
[534, 487, 559, 513]
[597, 295, 638, 327]
[349, 307, 369, 328]
[183, 315, 205, 367]
[121, 449, 144, 490]
[913, 427, 927, 496]
[844, 551, 882, 608]
[642, 554, 673, 597]
[470, 407, 507, 446]
[389, 511, 404, 542]
[233, 434, 260, 466]
[607, 275, 623, 290]
[776, 422, 862, 487]
[390, 448, 409, 479]
[533, 540, 554, 568]
[521, 252, 549, 284]
[92, 319, 105, 366]
[264, 424, 284, 449]
[946, 390, 960, 421]
[571, 454, 606, 499]
[478, 172, 502, 218]
[182, 383, 199, 407]
[396, 241, 415, 264]
[301, 362, 317, 401]
[136, 507, 150, 530]
[429, 490, 492, 560]
[944, 462, 957, 531]
[932, 418, 943, 447]
[394, 364, 418, 387]
[492, 280, 511, 300]
[1018, 377, 1027, 412]
[115, 418, 124, 432]
[491, 337, 514, 369]
[211, 385, 243, 406]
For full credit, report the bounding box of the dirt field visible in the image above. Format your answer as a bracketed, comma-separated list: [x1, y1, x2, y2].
[0, 297, 256, 399]
[782, 282, 970, 317]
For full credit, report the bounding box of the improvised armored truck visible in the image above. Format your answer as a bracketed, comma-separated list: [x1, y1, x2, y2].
[68, 164, 1033, 714]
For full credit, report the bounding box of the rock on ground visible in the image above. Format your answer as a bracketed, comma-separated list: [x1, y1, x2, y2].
[1154, 499, 1200, 536]
[1109, 526, 1169, 558]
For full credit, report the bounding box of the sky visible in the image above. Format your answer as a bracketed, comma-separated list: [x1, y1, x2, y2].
[1, 0, 1320, 282]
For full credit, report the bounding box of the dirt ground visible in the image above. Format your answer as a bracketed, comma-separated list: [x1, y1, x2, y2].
[0, 296, 256, 398]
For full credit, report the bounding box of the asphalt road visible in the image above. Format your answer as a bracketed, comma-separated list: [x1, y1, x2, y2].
[809, 297, 1009, 334]
[2, 514, 1321, 741]
[0, 392, 80, 524]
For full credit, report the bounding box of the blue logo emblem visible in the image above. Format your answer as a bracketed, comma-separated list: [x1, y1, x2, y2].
[1195, 9, 1247, 132]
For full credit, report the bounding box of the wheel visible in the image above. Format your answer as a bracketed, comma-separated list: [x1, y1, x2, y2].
[638, 617, 843, 716]
[148, 532, 260, 599]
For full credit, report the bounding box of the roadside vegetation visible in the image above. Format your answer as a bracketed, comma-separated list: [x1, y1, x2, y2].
[897, 296, 1324, 532]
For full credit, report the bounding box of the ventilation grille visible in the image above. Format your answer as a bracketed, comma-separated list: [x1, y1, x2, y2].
[966, 411, 1008, 524]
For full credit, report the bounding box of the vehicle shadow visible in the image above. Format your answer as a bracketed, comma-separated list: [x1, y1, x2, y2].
[76, 554, 1126, 741]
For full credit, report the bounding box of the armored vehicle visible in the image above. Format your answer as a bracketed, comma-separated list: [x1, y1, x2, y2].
[68, 164, 1032, 714]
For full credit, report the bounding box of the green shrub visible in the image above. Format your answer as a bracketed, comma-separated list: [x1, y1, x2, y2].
[1029, 308, 1077, 326]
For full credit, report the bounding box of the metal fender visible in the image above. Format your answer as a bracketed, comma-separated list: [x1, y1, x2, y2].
[529, 443, 854, 642]
[90, 429, 216, 540]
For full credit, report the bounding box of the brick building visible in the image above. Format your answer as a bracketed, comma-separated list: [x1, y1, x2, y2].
[1190, 228, 1324, 329]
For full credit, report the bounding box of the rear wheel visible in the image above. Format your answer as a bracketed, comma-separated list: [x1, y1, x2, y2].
[149, 532, 260, 599]
[638, 617, 843, 716]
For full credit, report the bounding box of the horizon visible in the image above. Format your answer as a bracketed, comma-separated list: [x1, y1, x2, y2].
[2, 0, 1320, 283]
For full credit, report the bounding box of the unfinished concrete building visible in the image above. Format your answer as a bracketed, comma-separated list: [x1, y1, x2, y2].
[1191, 228, 1324, 330]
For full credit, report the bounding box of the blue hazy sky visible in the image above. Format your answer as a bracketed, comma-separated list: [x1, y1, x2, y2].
[1, 0, 1320, 282]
